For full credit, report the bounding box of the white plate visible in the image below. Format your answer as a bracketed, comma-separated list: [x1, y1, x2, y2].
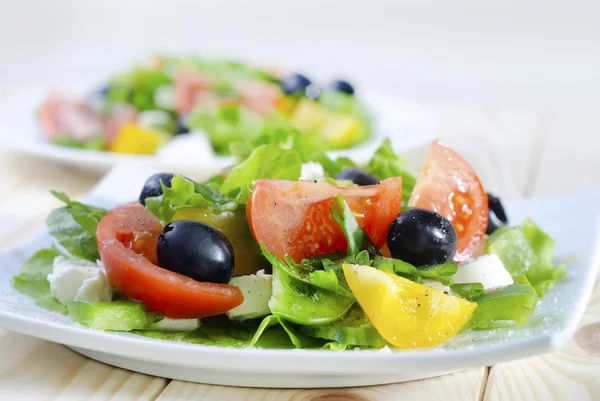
[0, 84, 437, 174]
[0, 164, 599, 388]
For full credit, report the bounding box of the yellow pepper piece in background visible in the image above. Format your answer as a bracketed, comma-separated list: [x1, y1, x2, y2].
[321, 115, 360, 147]
[275, 95, 297, 117]
[291, 99, 328, 129]
[110, 123, 169, 155]
[343, 264, 476, 349]
[291, 99, 361, 147]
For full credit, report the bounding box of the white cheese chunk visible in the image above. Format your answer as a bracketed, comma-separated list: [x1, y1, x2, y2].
[227, 274, 273, 321]
[452, 254, 514, 290]
[153, 84, 175, 110]
[152, 318, 200, 331]
[299, 162, 325, 181]
[47, 256, 112, 304]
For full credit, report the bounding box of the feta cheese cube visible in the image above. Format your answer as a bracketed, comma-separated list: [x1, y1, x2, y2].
[48, 256, 112, 304]
[299, 162, 325, 181]
[452, 254, 514, 290]
[227, 273, 273, 320]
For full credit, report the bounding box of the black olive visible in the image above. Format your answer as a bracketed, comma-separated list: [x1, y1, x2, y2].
[486, 193, 509, 235]
[328, 79, 355, 95]
[157, 220, 235, 284]
[280, 73, 312, 95]
[335, 168, 378, 186]
[387, 208, 457, 267]
[175, 116, 190, 135]
[305, 84, 321, 100]
[139, 173, 175, 205]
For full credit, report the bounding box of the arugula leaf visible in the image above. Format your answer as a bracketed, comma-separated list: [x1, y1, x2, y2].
[46, 192, 107, 261]
[145, 175, 237, 223]
[261, 243, 354, 299]
[418, 263, 459, 278]
[12, 247, 66, 314]
[365, 139, 416, 200]
[450, 283, 485, 300]
[485, 219, 564, 297]
[372, 256, 419, 277]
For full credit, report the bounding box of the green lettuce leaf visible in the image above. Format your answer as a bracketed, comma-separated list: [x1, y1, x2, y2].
[46, 192, 107, 261]
[12, 247, 66, 314]
[261, 243, 355, 299]
[269, 268, 354, 325]
[485, 219, 565, 297]
[187, 104, 264, 155]
[67, 301, 160, 331]
[262, 244, 355, 325]
[220, 144, 303, 197]
[464, 284, 539, 331]
[53, 136, 106, 151]
[365, 139, 416, 200]
[145, 175, 237, 223]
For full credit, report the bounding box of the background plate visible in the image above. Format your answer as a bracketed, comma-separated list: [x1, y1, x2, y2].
[0, 84, 436, 174]
[0, 164, 598, 388]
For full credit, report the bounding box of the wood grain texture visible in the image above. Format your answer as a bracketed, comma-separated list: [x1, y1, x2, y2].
[155, 368, 487, 401]
[0, 330, 167, 401]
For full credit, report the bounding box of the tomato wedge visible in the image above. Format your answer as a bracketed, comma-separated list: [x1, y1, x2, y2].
[247, 178, 402, 262]
[408, 140, 488, 262]
[96, 203, 243, 319]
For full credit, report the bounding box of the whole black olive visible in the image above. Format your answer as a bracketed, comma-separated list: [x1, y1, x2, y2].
[387, 208, 457, 267]
[335, 168, 379, 186]
[328, 79, 355, 95]
[280, 73, 312, 95]
[139, 173, 175, 205]
[157, 220, 235, 284]
[486, 193, 509, 235]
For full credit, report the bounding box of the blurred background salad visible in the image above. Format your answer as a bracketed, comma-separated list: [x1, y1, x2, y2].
[37, 55, 373, 157]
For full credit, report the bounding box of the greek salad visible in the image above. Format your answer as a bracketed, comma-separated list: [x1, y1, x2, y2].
[13, 135, 566, 350]
[38, 54, 372, 157]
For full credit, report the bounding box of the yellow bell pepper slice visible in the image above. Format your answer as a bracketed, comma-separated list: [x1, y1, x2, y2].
[343, 264, 476, 349]
[110, 123, 169, 155]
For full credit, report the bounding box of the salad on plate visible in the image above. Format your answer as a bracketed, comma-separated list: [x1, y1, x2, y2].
[13, 133, 566, 350]
[37, 54, 372, 158]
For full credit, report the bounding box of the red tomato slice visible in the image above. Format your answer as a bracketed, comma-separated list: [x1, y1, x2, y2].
[408, 140, 488, 263]
[247, 178, 402, 262]
[96, 203, 243, 319]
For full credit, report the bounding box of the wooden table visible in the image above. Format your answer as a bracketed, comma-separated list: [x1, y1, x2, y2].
[1, 103, 599, 401]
